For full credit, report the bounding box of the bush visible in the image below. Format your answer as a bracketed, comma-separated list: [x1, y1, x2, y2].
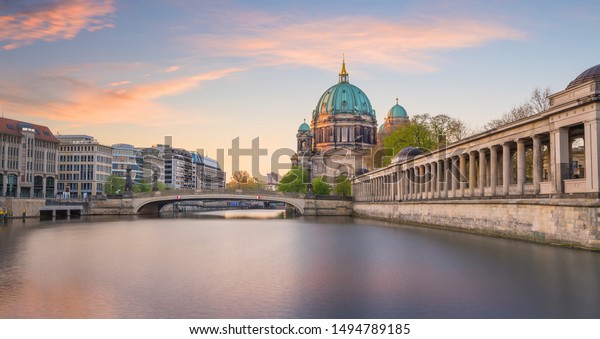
[312, 176, 331, 195]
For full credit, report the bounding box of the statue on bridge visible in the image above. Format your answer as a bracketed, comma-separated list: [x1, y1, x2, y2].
[152, 167, 159, 192]
[125, 168, 133, 195]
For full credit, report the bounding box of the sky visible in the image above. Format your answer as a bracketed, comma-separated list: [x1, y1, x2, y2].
[1, 0, 600, 178]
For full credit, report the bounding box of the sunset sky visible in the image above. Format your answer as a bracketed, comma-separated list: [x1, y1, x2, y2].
[1, 0, 599, 177]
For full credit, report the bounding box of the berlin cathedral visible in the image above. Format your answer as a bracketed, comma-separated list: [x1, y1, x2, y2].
[294, 60, 409, 179]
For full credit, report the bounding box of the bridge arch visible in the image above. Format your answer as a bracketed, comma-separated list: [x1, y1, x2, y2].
[132, 193, 306, 215]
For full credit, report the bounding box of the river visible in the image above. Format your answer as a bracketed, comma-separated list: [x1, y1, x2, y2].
[0, 212, 598, 318]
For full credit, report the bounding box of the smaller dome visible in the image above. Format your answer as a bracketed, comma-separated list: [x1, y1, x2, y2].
[394, 146, 423, 163]
[567, 64, 600, 89]
[378, 123, 385, 133]
[298, 120, 311, 132]
[387, 98, 408, 119]
[355, 168, 369, 175]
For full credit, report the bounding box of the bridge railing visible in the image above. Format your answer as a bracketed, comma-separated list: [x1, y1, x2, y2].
[131, 189, 306, 199]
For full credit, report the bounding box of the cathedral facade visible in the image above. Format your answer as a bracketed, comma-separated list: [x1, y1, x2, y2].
[295, 61, 408, 180]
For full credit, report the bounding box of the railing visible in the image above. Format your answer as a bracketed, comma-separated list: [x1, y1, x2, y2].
[45, 199, 89, 206]
[131, 189, 306, 199]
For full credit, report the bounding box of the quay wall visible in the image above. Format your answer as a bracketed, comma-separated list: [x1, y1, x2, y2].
[353, 199, 600, 250]
[89, 198, 134, 215]
[0, 198, 46, 218]
[303, 197, 353, 216]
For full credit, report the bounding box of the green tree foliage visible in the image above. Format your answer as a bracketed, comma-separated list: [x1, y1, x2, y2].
[227, 170, 262, 189]
[381, 113, 468, 166]
[333, 175, 351, 196]
[104, 174, 124, 194]
[312, 176, 331, 196]
[277, 167, 308, 193]
[483, 87, 551, 131]
[132, 181, 152, 193]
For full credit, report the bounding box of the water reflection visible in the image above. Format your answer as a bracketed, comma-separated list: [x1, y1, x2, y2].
[0, 216, 598, 318]
[193, 209, 286, 219]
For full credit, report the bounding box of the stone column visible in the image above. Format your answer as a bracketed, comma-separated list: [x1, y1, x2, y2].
[517, 139, 526, 195]
[459, 154, 467, 197]
[392, 172, 397, 201]
[428, 163, 433, 198]
[451, 157, 459, 196]
[424, 165, 428, 199]
[413, 167, 418, 200]
[444, 158, 451, 198]
[405, 169, 410, 200]
[408, 169, 413, 200]
[43, 149, 48, 176]
[390, 173, 394, 201]
[395, 169, 401, 201]
[550, 129, 566, 193]
[532, 135, 542, 194]
[503, 143, 511, 195]
[378, 177, 382, 201]
[479, 149, 486, 196]
[2, 173, 7, 196]
[429, 161, 437, 199]
[490, 146, 498, 196]
[372, 179, 376, 202]
[418, 166, 423, 199]
[437, 160, 444, 196]
[422, 164, 428, 199]
[469, 151, 476, 196]
[585, 120, 600, 192]
[42, 176, 47, 199]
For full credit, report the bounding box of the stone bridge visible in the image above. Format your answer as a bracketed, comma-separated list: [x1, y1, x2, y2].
[131, 189, 307, 214]
[86, 189, 352, 216]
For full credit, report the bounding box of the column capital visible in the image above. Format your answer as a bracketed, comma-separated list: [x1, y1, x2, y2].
[515, 137, 529, 144]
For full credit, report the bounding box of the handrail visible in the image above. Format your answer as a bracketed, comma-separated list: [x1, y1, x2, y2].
[131, 189, 306, 199]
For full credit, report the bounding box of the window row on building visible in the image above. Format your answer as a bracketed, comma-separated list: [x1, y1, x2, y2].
[55, 137, 225, 198]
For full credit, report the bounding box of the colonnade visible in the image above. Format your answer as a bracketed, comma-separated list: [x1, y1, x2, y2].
[354, 124, 591, 202]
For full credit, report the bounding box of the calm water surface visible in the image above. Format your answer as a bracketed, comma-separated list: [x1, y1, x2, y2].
[0, 213, 598, 318]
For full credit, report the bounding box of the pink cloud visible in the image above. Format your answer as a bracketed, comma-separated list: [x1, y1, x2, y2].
[0, 0, 115, 51]
[190, 14, 525, 72]
[162, 66, 181, 73]
[0, 67, 242, 124]
[107, 80, 130, 87]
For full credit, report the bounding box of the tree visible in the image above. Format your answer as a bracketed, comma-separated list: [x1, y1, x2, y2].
[333, 175, 351, 196]
[312, 176, 331, 196]
[104, 174, 124, 195]
[132, 181, 152, 193]
[227, 170, 262, 189]
[483, 87, 551, 131]
[382, 119, 434, 166]
[277, 167, 308, 193]
[381, 113, 469, 166]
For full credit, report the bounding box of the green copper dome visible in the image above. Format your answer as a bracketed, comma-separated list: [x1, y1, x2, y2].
[313, 61, 375, 118]
[378, 123, 385, 133]
[298, 121, 311, 132]
[387, 98, 408, 119]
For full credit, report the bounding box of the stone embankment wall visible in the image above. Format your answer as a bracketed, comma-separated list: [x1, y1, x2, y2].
[89, 198, 134, 215]
[353, 199, 600, 250]
[304, 197, 353, 216]
[0, 198, 46, 218]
